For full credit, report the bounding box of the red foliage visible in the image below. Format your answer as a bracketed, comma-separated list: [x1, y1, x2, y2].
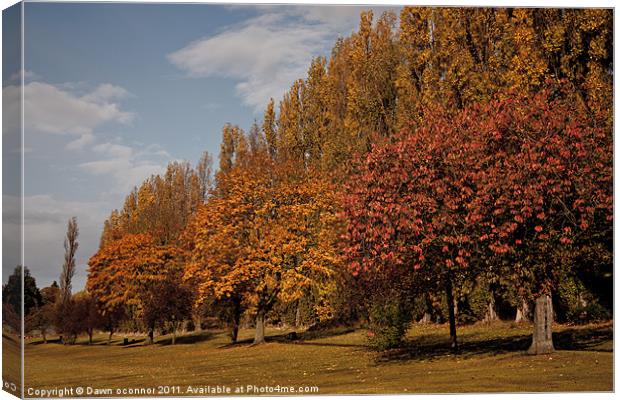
[342, 85, 612, 292]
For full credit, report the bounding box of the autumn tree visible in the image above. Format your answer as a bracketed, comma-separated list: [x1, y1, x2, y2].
[342, 102, 484, 350]
[262, 99, 278, 159]
[185, 126, 341, 344]
[196, 151, 214, 200]
[100, 161, 205, 247]
[88, 234, 190, 345]
[345, 10, 399, 146]
[469, 86, 612, 353]
[344, 83, 611, 352]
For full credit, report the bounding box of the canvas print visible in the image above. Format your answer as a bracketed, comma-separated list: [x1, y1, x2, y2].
[2, 2, 613, 397]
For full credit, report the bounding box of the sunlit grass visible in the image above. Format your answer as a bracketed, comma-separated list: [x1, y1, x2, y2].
[16, 321, 612, 395]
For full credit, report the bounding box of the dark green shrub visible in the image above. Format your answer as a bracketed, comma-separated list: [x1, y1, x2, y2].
[367, 296, 413, 350]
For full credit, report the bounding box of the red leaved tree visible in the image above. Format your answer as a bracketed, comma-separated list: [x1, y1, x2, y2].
[343, 84, 612, 353]
[471, 86, 612, 354]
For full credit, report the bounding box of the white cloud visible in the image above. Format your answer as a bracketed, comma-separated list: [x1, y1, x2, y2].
[7, 69, 39, 83]
[168, 6, 370, 112]
[92, 142, 134, 159]
[82, 83, 131, 103]
[2, 81, 134, 146]
[21, 81, 133, 137]
[80, 141, 168, 194]
[65, 133, 95, 150]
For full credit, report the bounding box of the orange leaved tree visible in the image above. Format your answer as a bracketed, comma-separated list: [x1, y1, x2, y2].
[87, 233, 191, 344]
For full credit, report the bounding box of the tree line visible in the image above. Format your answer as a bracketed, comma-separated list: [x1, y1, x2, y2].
[5, 7, 612, 354]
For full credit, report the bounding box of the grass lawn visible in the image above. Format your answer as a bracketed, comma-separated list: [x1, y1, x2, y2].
[16, 321, 613, 395]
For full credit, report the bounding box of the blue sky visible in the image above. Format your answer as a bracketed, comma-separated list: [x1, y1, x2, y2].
[3, 2, 396, 290]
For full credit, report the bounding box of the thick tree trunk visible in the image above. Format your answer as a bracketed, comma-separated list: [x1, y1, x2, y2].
[193, 315, 202, 333]
[172, 327, 176, 345]
[253, 311, 266, 345]
[88, 329, 93, 345]
[445, 276, 458, 351]
[515, 299, 530, 323]
[42, 330, 47, 344]
[108, 330, 113, 345]
[527, 295, 554, 355]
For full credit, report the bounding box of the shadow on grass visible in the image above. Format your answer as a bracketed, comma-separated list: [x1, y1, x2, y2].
[156, 331, 216, 346]
[376, 324, 612, 364]
[218, 327, 364, 349]
[29, 337, 62, 345]
[27, 331, 218, 348]
[554, 325, 613, 352]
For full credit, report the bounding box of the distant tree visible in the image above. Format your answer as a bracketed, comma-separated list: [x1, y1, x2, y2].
[262, 98, 278, 159]
[141, 277, 192, 345]
[196, 151, 214, 201]
[3, 266, 42, 318]
[72, 291, 103, 344]
[60, 217, 79, 305]
[26, 282, 60, 343]
[99, 161, 204, 246]
[58, 217, 79, 344]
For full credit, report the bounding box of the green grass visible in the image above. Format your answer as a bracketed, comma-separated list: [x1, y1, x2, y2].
[15, 321, 613, 395]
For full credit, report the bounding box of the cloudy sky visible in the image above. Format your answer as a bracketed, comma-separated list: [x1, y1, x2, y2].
[3, 2, 397, 290]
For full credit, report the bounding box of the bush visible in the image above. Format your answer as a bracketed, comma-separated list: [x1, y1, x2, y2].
[367, 296, 413, 350]
[566, 302, 611, 324]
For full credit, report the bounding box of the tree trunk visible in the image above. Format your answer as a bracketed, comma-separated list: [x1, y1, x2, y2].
[147, 328, 154, 345]
[42, 330, 47, 344]
[295, 302, 302, 328]
[515, 299, 530, 323]
[231, 309, 241, 344]
[253, 311, 265, 345]
[108, 330, 113, 345]
[193, 315, 202, 333]
[527, 295, 554, 355]
[419, 294, 432, 324]
[172, 327, 176, 345]
[229, 297, 242, 343]
[88, 328, 93, 345]
[484, 295, 498, 323]
[445, 276, 458, 352]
